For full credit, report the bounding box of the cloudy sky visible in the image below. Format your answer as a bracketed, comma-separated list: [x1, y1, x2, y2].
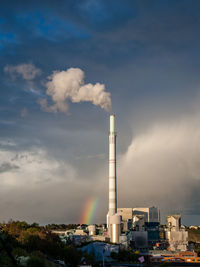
[1, 0, 200, 225]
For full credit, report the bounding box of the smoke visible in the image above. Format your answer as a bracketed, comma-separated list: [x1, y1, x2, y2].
[39, 68, 111, 113]
[118, 110, 200, 218]
[4, 63, 41, 81]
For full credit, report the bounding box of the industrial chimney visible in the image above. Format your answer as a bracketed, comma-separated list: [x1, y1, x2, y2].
[109, 114, 117, 216]
[107, 115, 121, 243]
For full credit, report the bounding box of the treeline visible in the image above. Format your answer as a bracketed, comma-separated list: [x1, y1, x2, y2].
[0, 220, 98, 267]
[44, 223, 79, 231]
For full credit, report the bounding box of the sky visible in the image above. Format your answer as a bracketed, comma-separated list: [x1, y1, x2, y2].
[1, 0, 200, 225]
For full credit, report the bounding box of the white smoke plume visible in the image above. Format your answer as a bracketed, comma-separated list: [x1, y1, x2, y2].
[4, 63, 41, 81]
[39, 68, 111, 113]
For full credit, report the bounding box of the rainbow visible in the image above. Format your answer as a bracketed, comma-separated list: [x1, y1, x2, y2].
[79, 197, 99, 225]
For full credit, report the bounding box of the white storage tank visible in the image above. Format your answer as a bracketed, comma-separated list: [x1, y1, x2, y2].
[110, 214, 121, 243]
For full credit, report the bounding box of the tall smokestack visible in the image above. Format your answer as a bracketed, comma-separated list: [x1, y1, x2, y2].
[109, 114, 117, 216]
[107, 115, 121, 243]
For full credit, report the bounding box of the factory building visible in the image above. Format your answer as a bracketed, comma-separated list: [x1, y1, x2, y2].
[117, 206, 160, 232]
[167, 214, 181, 231]
[117, 206, 160, 249]
[117, 208, 133, 232]
[118, 207, 159, 225]
[165, 215, 188, 251]
[117, 208, 133, 221]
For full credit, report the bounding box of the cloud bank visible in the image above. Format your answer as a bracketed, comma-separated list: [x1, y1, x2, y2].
[0, 145, 100, 223]
[118, 109, 200, 220]
[4, 63, 41, 81]
[39, 68, 111, 113]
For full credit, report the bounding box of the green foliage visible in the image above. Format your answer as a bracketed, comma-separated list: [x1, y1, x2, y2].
[26, 256, 45, 267]
[45, 223, 79, 231]
[26, 227, 39, 234]
[30, 223, 40, 229]
[23, 233, 63, 259]
[0, 251, 14, 267]
[188, 229, 200, 243]
[13, 247, 28, 257]
[0, 231, 19, 266]
[0, 220, 100, 267]
[62, 245, 81, 266]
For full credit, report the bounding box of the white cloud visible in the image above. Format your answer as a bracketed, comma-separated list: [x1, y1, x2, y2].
[4, 63, 41, 81]
[0, 148, 75, 187]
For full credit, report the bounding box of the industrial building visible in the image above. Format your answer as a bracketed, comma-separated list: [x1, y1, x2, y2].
[117, 207, 160, 224]
[117, 206, 160, 236]
[117, 208, 133, 221]
[165, 215, 188, 251]
[117, 208, 133, 232]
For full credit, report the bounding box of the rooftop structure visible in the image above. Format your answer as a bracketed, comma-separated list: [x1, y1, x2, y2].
[165, 215, 188, 251]
[133, 207, 160, 223]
